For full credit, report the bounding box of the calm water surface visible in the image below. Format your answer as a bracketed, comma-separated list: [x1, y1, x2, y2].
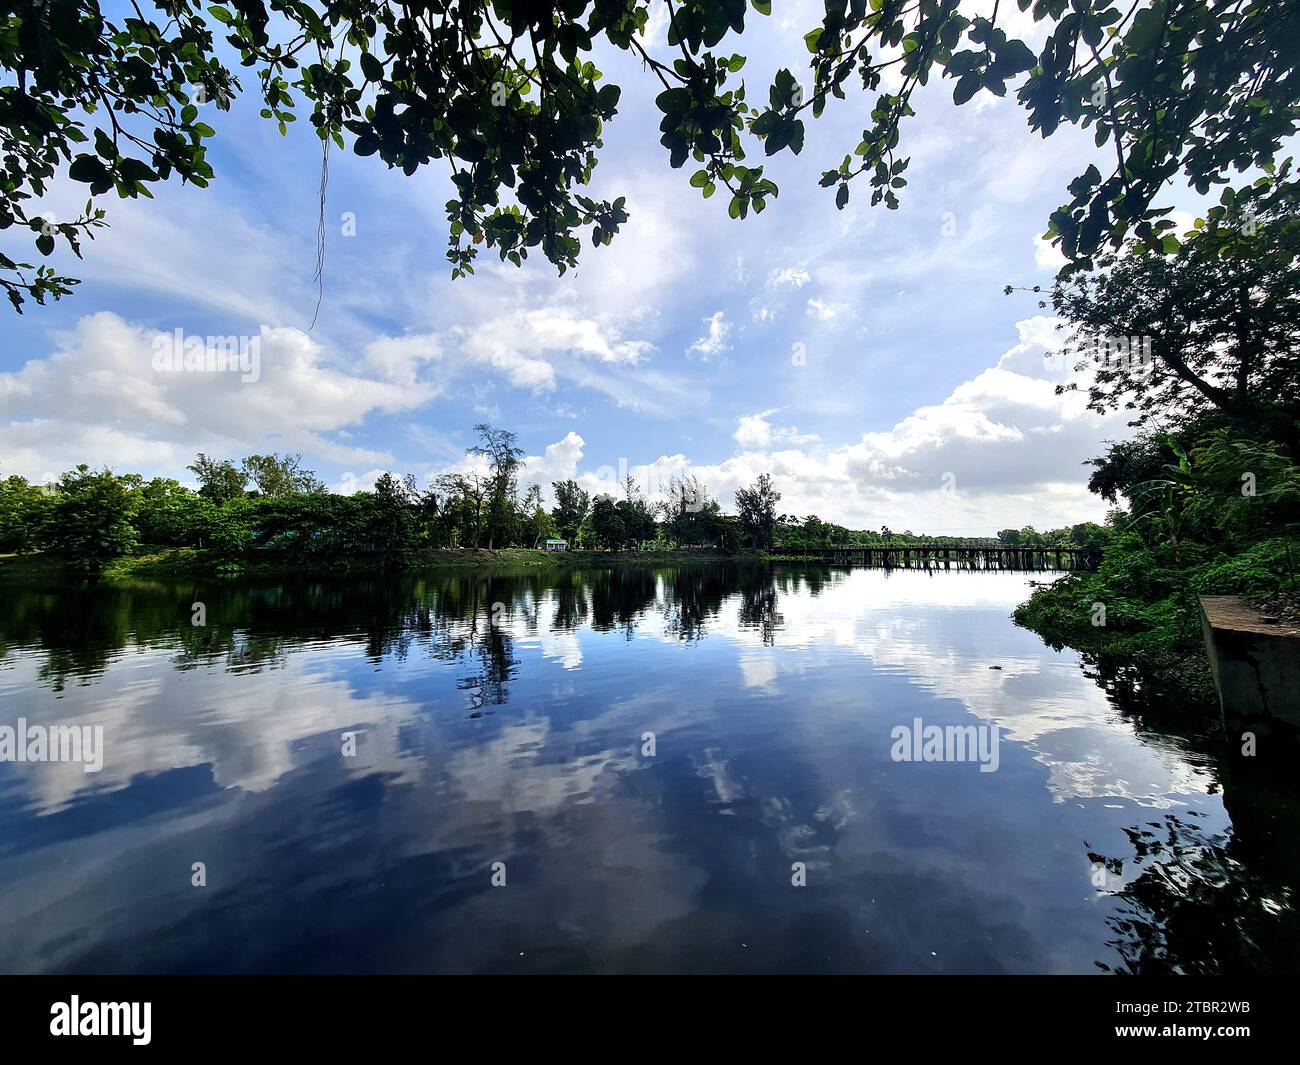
[1, 564, 1297, 973]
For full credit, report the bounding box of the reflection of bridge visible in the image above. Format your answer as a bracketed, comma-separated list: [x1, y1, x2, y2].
[784, 544, 1101, 571]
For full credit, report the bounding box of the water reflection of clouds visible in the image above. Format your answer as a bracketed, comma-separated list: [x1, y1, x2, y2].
[710, 570, 1215, 808]
[0, 566, 1248, 973]
[0, 568, 1216, 818]
[0, 647, 428, 811]
[738, 654, 777, 690]
[527, 619, 583, 671]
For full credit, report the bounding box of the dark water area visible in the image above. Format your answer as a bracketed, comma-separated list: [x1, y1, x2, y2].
[0, 564, 1296, 974]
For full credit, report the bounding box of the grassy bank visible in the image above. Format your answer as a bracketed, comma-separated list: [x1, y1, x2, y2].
[1013, 535, 1300, 708]
[0, 545, 753, 582]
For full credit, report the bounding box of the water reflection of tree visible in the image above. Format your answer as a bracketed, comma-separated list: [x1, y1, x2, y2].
[1090, 800, 1300, 974]
[660, 566, 729, 642]
[784, 567, 834, 599]
[456, 611, 517, 716]
[549, 570, 590, 632]
[1, 563, 783, 691]
[587, 567, 658, 638]
[1076, 652, 1220, 729]
[0, 581, 200, 690]
[1059, 638, 1300, 975]
[736, 566, 784, 646]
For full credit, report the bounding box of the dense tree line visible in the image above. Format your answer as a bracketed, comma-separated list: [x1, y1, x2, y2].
[0, 424, 1101, 574]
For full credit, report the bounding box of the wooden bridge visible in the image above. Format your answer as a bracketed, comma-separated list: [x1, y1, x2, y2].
[784, 544, 1100, 571]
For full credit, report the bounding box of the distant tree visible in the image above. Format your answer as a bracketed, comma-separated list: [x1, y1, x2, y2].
[131, 477, 214, 546]
[43, 466, 137, 573]
[589, 495, 626, 550]
[800, 514, 832, 546]
[0, 473, 53, 552]
[616, 497, 656, 548]
[241, 453, 326, 498]
[1069, 522, 1110, 550]
[468, 424, 525, 549]
[438, 471, 488, 547]
[735, 473, 780, 550]
[187, 453, 247, 504]
[194, 503, 251, 557]
[366, 472, 419, 563]
[415, 476, 455, 547]
[708, 508, 743, 553]
[997, 528, 1022, 547]
[520, 484, 558, 546]
[661, 473, 708, 545]
[551, 479, 591, 546]
[528, 504, 559, 547]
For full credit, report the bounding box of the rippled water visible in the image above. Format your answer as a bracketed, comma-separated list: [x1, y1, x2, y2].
[0, 564, 1296, 973]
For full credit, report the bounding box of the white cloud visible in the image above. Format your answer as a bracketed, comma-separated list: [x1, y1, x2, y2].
[767, 264, 811, 288]
[362, 333, 444, 386]
[734, 410, 820, 450]
[520, 431, 586, 498]
[438, 312, 1127, 535]
[688, 311, 732, 360]
[1033, 234, 1068, 272]
[554, 317, 1132, 534]
[476, 309, 650, 368]
[0, 312, 430, 480]
[805, 297, 844, 321]
[364, 308, 655, 396]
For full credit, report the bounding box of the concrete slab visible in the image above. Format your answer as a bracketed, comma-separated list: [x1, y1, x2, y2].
[1200, 595, 1300, 740]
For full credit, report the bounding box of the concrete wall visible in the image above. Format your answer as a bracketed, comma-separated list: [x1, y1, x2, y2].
[1200, 596, 1300, 739]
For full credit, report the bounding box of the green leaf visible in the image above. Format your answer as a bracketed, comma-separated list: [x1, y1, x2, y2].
[597, 83, 621, 110]
[996, 39, 1036, 75]
[655, 88, 691, 114]
[953, 74, 981, 106]
[68, 155, 103, 183]
[359, 53, 384, 83]
[1124, 6, 1166, 54]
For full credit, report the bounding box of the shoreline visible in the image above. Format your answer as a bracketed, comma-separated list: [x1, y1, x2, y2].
[0, 547, 779, 582]
[0, 546, 1109, 583]
[0, 545, 1094, 583]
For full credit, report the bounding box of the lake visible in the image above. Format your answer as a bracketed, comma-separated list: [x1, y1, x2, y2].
[1, 564, 1297, 973]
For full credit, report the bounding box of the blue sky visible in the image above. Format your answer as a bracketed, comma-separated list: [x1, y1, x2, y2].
[0, 1, 1218, 534]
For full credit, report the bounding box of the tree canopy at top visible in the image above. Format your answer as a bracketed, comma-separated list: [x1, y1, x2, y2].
[2, 0, 1297, 310]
